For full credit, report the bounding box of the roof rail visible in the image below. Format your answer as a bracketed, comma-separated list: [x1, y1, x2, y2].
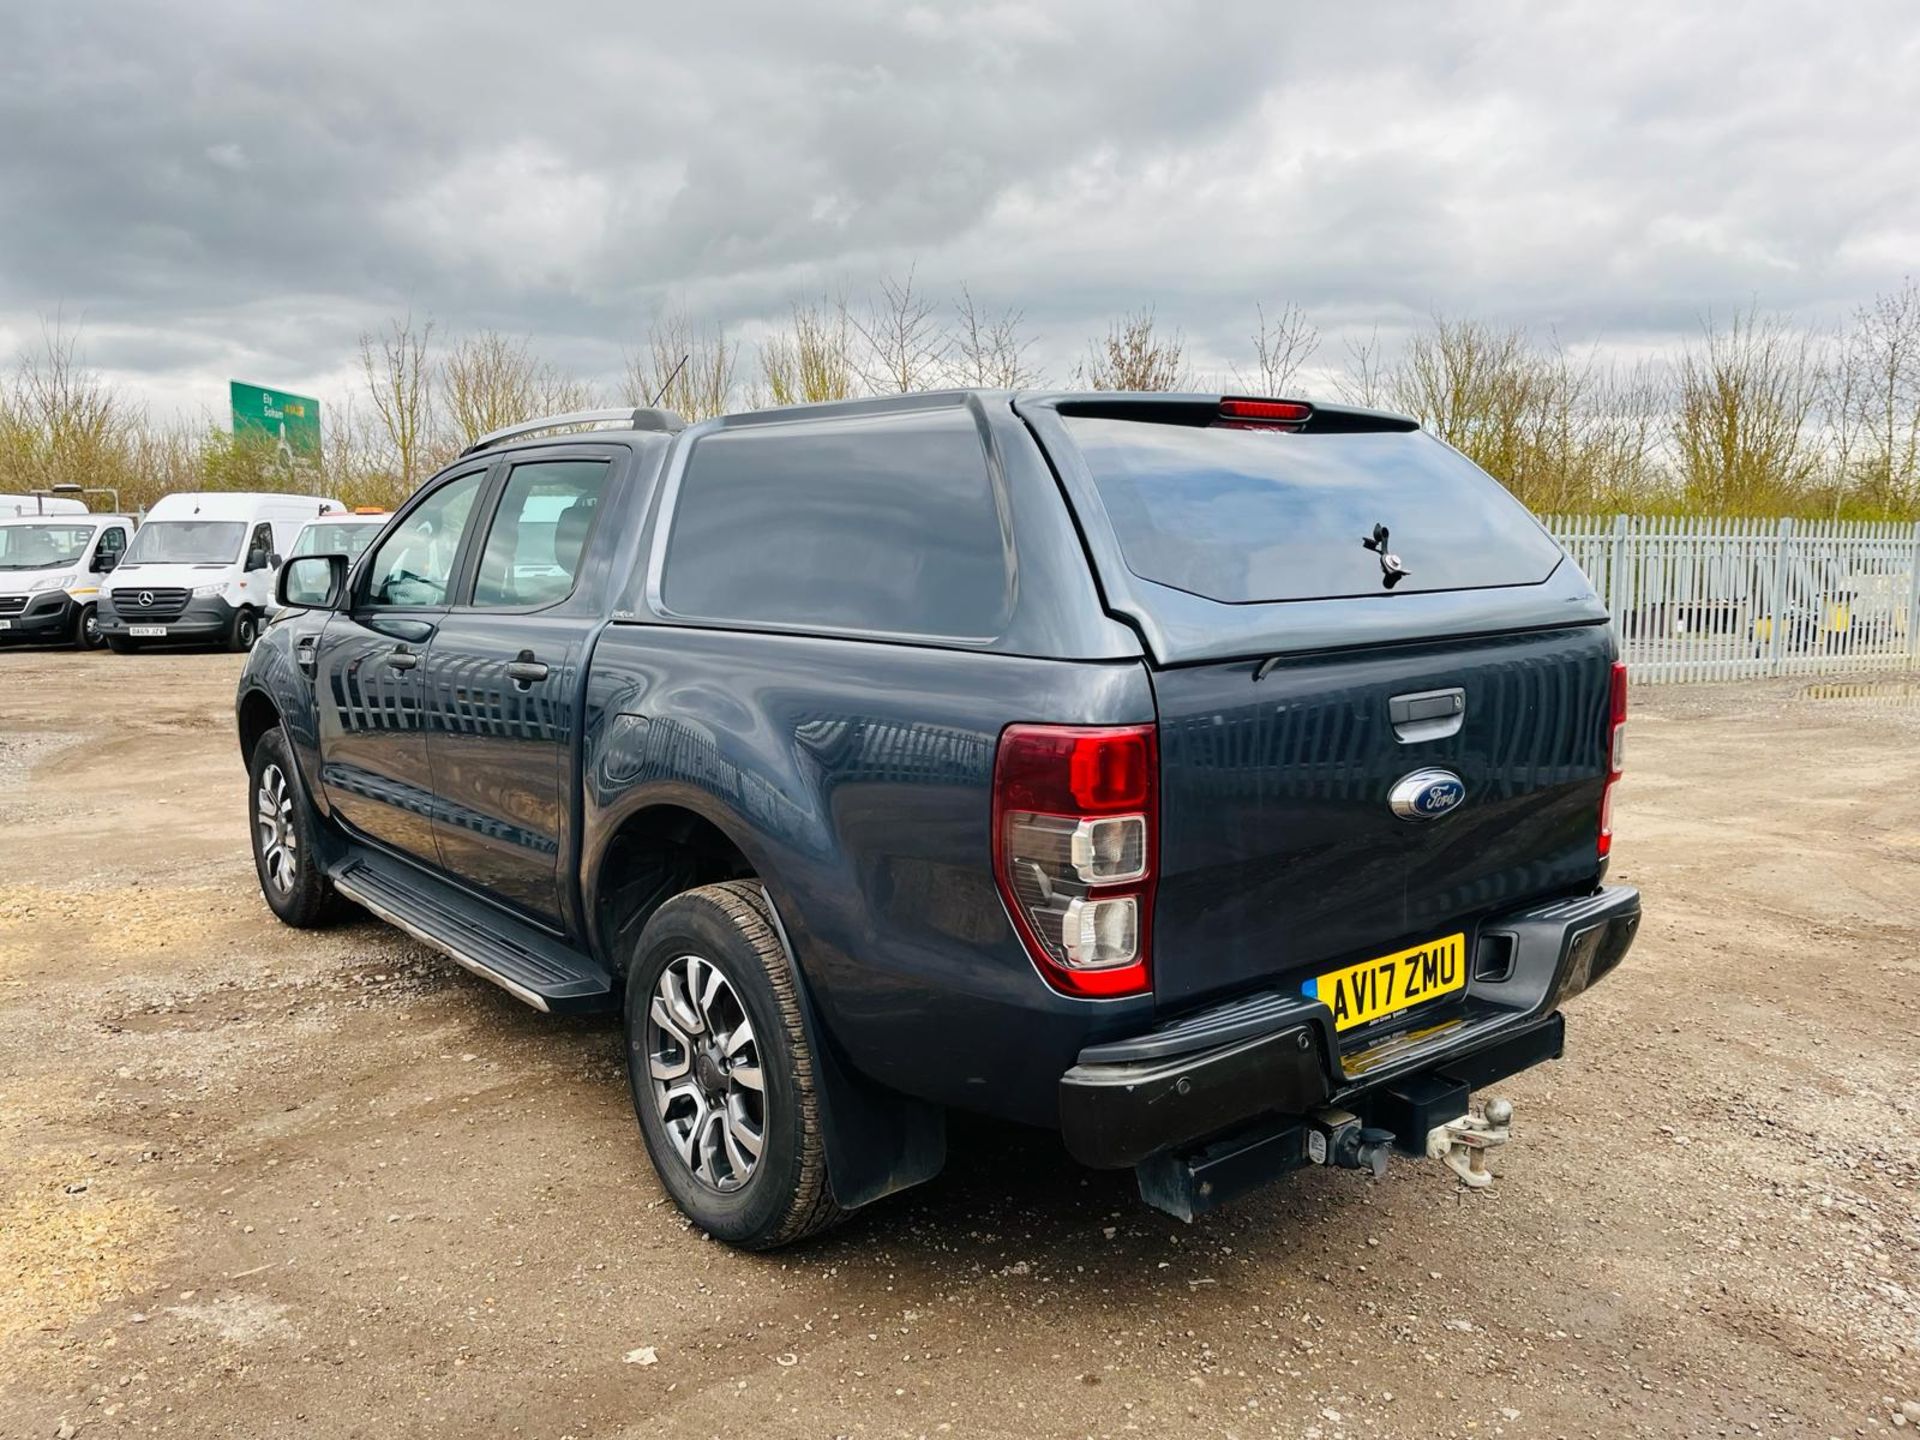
[459, 406, 687, 457]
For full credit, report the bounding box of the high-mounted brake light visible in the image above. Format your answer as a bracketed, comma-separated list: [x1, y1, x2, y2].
[1598, 660, 1627, 860]
[993, 724, 1157, 998]
[1217, 397, 1312, 430]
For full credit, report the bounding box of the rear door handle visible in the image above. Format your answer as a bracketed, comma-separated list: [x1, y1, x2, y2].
[385, 648, 419, 671]
[506, 651, 549, 687]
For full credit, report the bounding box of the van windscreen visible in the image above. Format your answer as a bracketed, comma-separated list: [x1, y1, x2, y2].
[1060, 418, 1563, 603]
[123, 521, 246, 565]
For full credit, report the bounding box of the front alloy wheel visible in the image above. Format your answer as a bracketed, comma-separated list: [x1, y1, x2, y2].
[246, 725, 341, 928]
[255, 761, 299, 896]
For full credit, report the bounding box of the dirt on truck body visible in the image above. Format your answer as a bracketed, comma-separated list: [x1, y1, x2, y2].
[1, 649, 1917, 1437]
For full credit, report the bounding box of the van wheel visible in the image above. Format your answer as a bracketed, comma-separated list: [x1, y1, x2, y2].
[106, 635, 141, 655]
[73, 603, 104, 650]
[228, 607, 261, 653]
[248, 727, 341, 928]
[624, 882, 846, 1250]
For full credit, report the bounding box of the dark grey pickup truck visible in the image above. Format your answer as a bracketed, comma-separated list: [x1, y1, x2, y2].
[236, 391, 1639, 1249]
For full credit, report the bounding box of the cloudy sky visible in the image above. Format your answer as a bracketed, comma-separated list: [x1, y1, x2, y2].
[3, 1, 1917, 421]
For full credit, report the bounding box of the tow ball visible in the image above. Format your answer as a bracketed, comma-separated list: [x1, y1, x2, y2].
[1426, 1097, 1514, 1188]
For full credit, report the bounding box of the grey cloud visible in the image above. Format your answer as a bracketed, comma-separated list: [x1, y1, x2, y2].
[2, 0, 1916, 409]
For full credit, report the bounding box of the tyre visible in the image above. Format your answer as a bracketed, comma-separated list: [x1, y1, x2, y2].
[228, 606, 261, 653]
[248, 726, 342, 928]
[72, 603, 103, 650]
[624, 881, 845, 1250]
[105, 635, 141, 655]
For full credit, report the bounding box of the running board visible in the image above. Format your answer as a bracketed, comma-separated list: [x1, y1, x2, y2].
[330, 852, 616, 1014]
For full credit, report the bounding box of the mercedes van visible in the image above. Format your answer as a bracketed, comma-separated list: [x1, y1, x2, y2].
[0, 513, 135, 648]
[99, 491, 342, 652]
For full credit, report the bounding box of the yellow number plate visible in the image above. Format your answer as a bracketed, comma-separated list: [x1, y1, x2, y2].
[1305, 933, 1467, 1033]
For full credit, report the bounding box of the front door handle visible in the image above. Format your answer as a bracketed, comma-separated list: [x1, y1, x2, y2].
[385, 647, 419, 671]
[506, 650, 549, 688]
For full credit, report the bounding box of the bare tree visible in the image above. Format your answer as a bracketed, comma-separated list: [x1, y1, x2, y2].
[1579, 360, 1673, 512]
[853, 265, 949, 393]
[359, 313, 437, 492]
[1232, 301, 1319, 396]
[1671, 305, 1821, 514]
[624, 309, 737, 422]
[1337, 315, 1679, 513]
[440, 331, 597, 449]
[533, 363, 597, 418]
[1079, 308, 1188, 391]
[441, 331, 539, 449]
[1385, 316, 1536, 460]
[947, 286, 1042, 389]
[2, 321, 139, 499]
[1828, 278, 1920, 516]
[757, 296, 861, 407]
[1336, 328, 1391, 409]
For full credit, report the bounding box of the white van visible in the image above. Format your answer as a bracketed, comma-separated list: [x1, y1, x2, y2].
[98, 491, 343, 653]
[0, 513, 136, 649]
[0, 494, 89, 520]
[263, 510, 390, 619]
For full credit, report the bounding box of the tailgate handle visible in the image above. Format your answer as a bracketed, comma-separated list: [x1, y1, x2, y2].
[1389, 687, 1465, 743]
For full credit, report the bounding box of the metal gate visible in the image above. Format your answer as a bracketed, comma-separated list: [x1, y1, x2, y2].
[1544, 515, 1920, 684]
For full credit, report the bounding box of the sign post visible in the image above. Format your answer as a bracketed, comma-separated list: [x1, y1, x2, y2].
[230, 381, 322, 484]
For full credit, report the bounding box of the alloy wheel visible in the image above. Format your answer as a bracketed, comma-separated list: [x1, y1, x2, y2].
[255, 762, 298, 895]
[645, 954, 766, 1192]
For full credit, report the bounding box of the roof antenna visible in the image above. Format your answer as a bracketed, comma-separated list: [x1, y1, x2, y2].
[649, 354, 690, 408]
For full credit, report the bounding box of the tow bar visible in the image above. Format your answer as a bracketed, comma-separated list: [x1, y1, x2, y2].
[1425, 1097, 1513, 1188]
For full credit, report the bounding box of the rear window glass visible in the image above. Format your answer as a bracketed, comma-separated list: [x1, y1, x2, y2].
[660, 407, 1011, 639]
[1061, 419, 1563, 603]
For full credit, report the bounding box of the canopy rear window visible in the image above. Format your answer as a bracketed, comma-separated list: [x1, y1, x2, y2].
[1060, 418, 1563, 604]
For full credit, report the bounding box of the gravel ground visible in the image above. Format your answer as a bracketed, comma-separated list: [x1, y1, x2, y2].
[0, 647, 1916, 1439]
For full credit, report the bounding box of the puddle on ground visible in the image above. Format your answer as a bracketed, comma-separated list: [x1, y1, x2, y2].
[1798, 678, 1920, 707]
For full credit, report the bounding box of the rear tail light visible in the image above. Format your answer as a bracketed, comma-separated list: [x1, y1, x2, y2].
[992, 724, 1157, 998]
[1598, 660, 1627, 860]
[1217, 397, 1312, 431]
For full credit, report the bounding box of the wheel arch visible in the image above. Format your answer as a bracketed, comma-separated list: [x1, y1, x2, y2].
[587, 798, 759, 980]
[236, 685, 283, 769]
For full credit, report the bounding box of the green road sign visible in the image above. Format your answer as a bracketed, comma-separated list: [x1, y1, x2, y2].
[230, 381, 322, 468]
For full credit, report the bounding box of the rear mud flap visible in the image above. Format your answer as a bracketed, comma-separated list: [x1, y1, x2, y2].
[760, 887, 947, 1211]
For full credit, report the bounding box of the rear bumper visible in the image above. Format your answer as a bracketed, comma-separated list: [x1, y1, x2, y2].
[1059, 883, 1640, 1169]
[0, 590, 76, 639]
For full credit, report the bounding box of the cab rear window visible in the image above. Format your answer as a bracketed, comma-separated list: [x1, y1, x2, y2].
[660, 406, 1012, 640]
[1060, 418, 1563, 604]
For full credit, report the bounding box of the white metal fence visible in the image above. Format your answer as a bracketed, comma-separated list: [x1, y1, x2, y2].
[1543, 515, 1920, 684]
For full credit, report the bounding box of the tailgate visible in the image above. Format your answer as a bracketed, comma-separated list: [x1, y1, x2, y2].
[1150, 624, 1613, 1008]
[1016, 392, 1619, 1013]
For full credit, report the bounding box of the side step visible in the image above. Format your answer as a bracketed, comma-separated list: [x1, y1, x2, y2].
[330, 851, 616, 1014]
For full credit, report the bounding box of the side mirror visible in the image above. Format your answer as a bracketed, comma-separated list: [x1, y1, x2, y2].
[268, 552, 283, 570]
[94, 551, 118, 573]
[276, 553, 349, 611]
